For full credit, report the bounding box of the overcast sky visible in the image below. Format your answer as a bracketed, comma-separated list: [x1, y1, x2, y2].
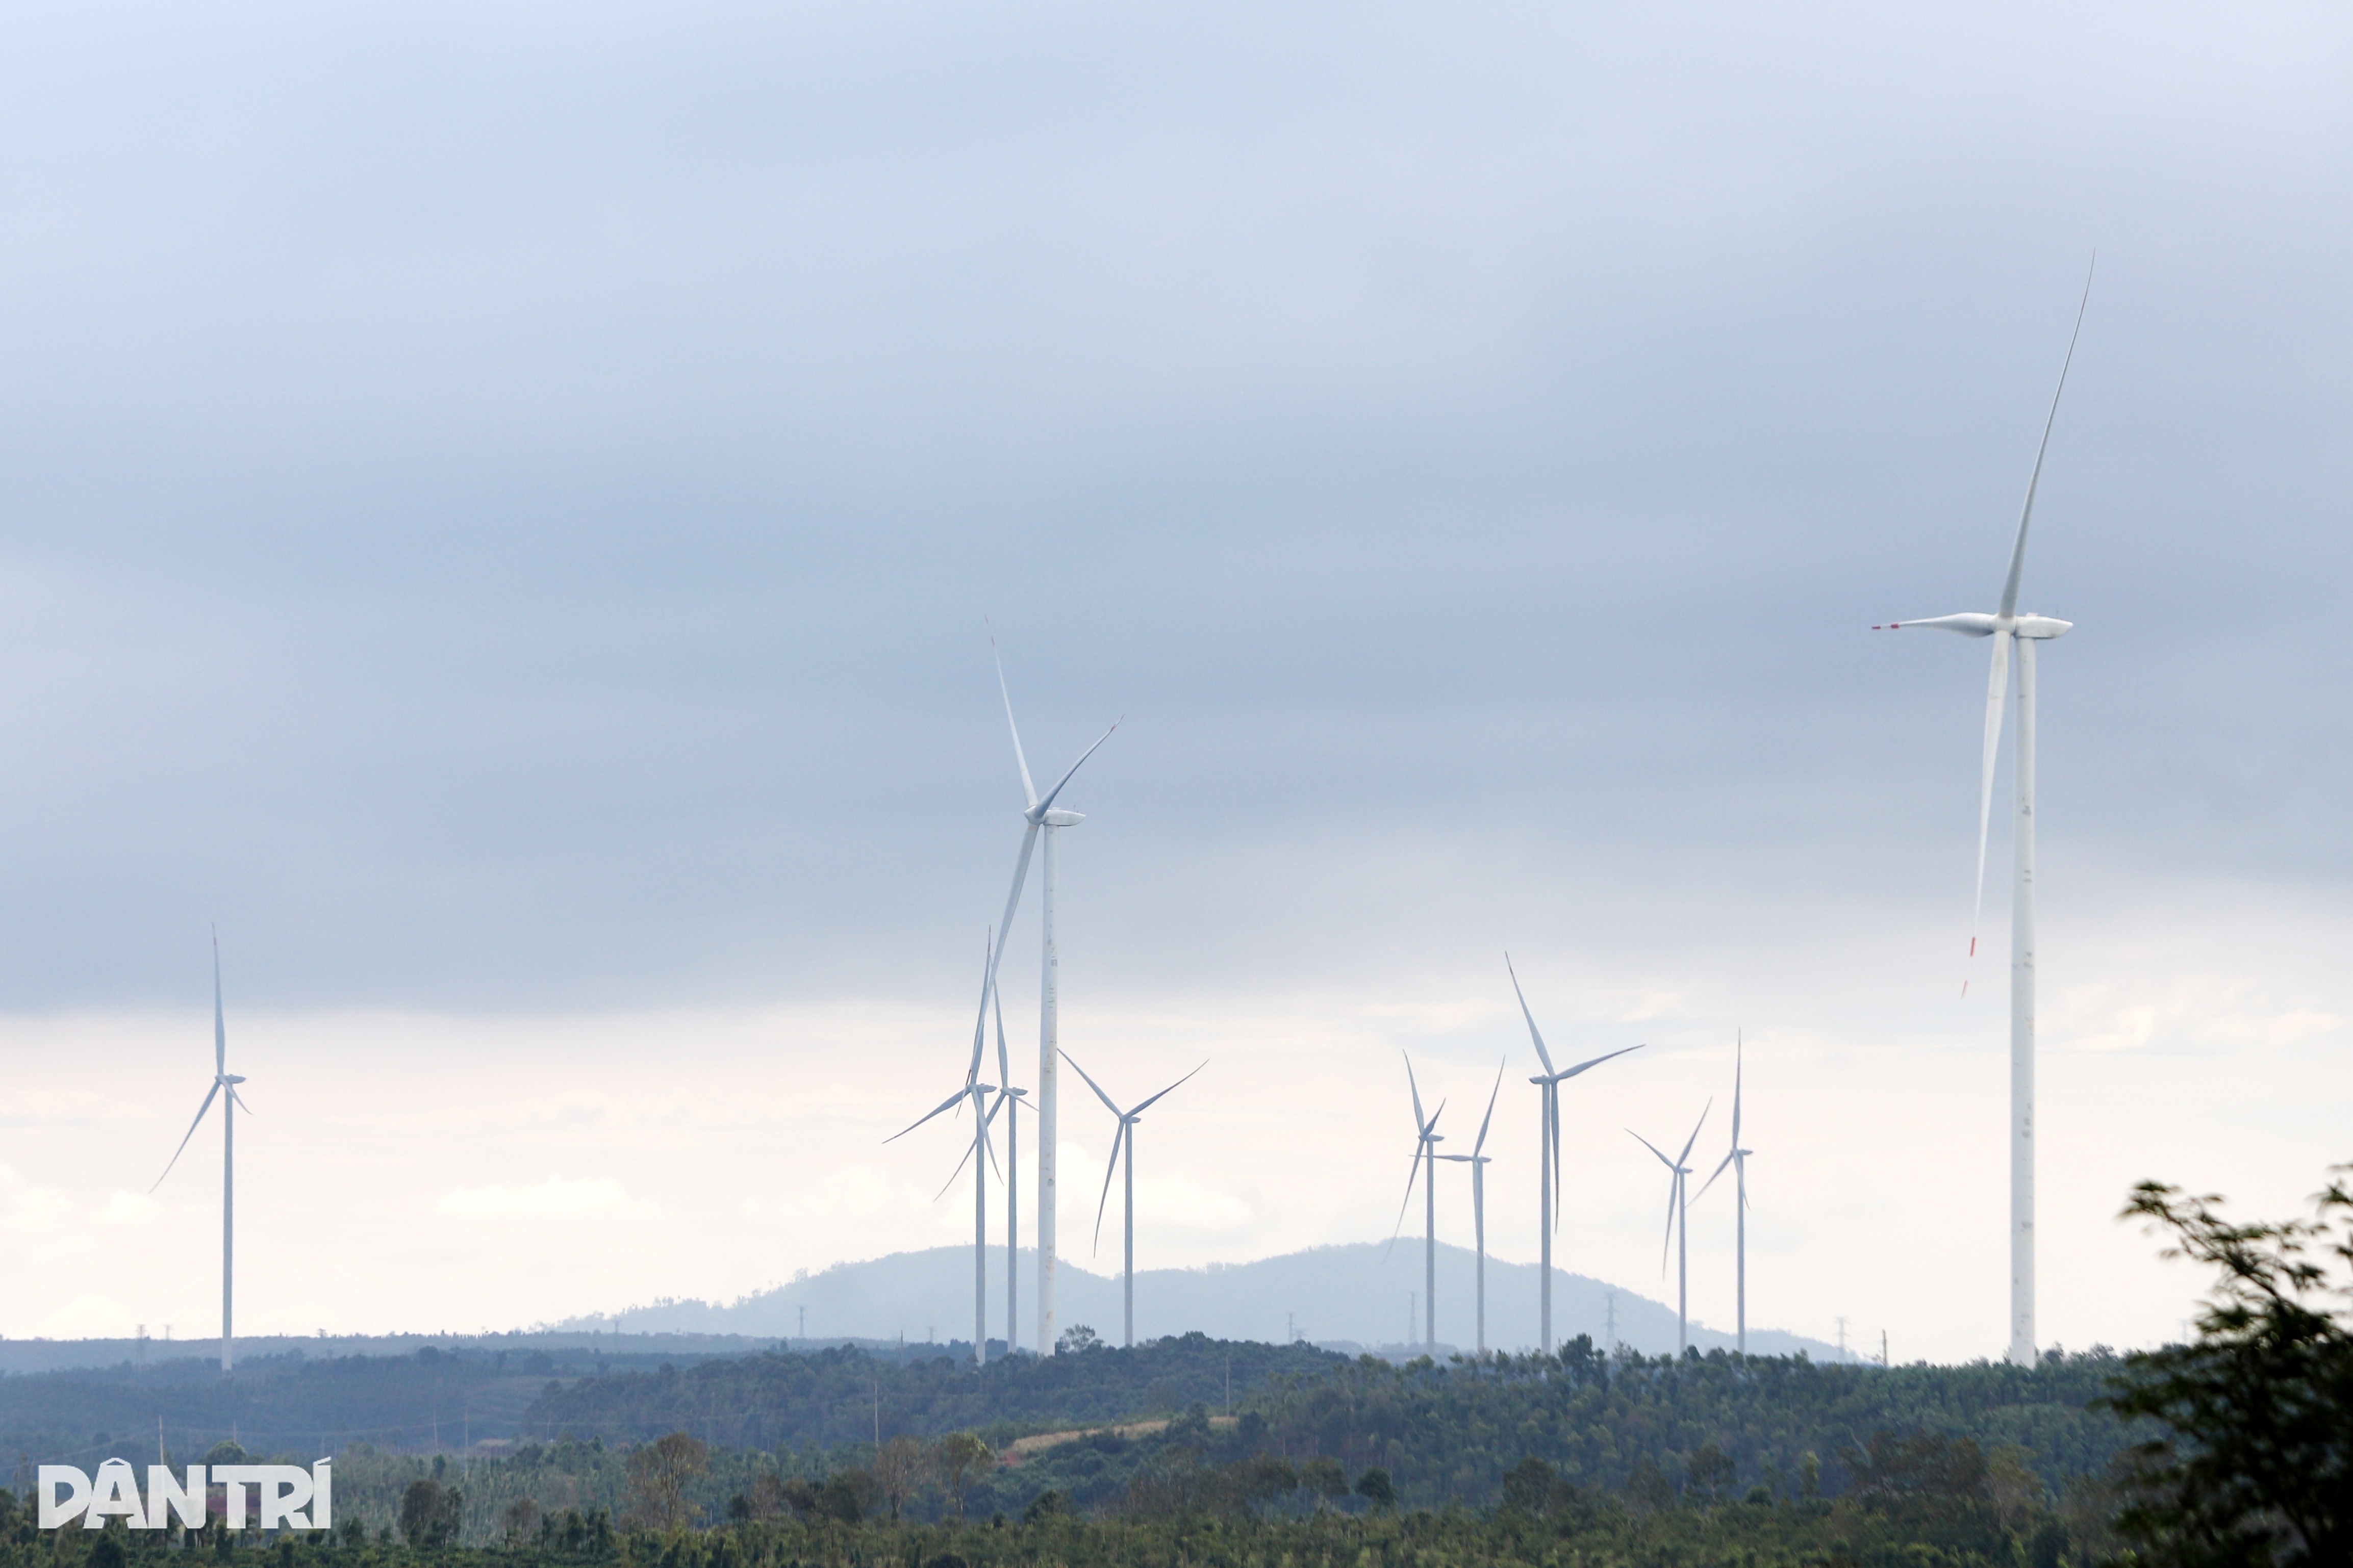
[2, 2, 2348, 1363]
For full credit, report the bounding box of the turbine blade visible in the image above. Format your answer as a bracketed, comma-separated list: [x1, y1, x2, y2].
[992, 960, 1013, 1094]
[1878, 612, 1996, 636]
[1058, 1049, 1125, 1117]
[1676, 1100, 1712, 1168]
[933, 1137, 981, 1202]
[988, 623, 1040, 810]
[228, 1087, 254, 1116]
[1504, 954, 1558, 1075]
[150, 1082, 222, 1192]
[987, 826, 1041, 994]
[1403, 1052, 1427, 1132]
[1549, 1086, 1563, 1227]
[1660, 1177, 1677, 1276]
[1998, 259, 2093, 622]
[965, 929, 994, 1084]
[1384, 1144, 1424, 1252]
[1035, 718, 1121, 816]
[887, 1089, 969, 1144]
[1627, 1128, 1677, 1171]
[1559, 1042, 1644, 1081]
[976, 1089, 1002, 1183]
[1694, 1149, 1736, 1203]
[1973, 631, 2012, 951]
[1129, 1061, 1206, 1117]
[211, 931, 226, 1077]
[1473, 1059, 1504, 1156]
[1731, 1032, 1742, 1145]
[1092, 1121, 1126, 1253]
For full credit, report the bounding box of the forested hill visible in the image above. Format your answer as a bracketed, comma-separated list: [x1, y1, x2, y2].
[1242, 1339, 2132, 1504]
[523, 1338, 1343, 1450]
[518, 1334, 2136, 1510]
[563, 1245, 1839, 1359]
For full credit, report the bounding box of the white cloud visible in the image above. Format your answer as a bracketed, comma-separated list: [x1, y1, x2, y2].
[0, 1164, 74, 1233]
[438, 1176, 630, 1219]
[40, 1295, 131, 1338]
[96, 1192, 161, 1226]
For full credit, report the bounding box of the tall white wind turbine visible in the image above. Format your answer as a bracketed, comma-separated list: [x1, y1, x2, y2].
[1434, 1062, 1505, 1356]
[1693, 1035, 1754, 1353]
[1062, 1051, 1205, 1348]
[1629, 1102, 1710, 1356]
[1386, 1053, 1448, 1350]
[982, 630, 1119, 1355]
[1874, 274, 2090, 1367]
[886, 936, 1001, 1367]
[151, 933, 249, 1375]
[1506, 957, 1642, 1352]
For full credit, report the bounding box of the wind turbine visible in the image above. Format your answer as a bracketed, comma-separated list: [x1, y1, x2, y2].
[1694, 1035, 1754, 1353]
[1434, 1061, 1505, 1356]
[1506, 956, 1642, 1352]
[981, 629, 1119, 1355]
[1386, 1054, 1448, 1350]
[1629, 1102, 1710, 1355]
[1061, 1051, 1204, 1347]
[1873, 272, 2090, 1368]
[886, 935, 1001, 1368]
[151, 933, 248, 1376]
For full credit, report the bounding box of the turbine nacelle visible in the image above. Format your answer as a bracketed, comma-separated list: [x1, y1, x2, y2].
[1036, 807, 1085, 827]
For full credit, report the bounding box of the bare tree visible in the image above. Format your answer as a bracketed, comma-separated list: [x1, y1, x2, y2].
[933, 1432, 994, 1520]
[872, 1436, 925, 1521]
[623, 1432, 710, 1531]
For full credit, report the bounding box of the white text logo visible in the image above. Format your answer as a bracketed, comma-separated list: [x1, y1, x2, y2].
[38, 1461, 333, 1531]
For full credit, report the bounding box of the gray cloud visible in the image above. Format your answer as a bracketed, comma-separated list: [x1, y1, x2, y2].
[0, 0, 2347, 1024]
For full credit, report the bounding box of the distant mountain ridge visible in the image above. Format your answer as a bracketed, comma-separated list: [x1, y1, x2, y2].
[559, 1242, 1846, 1361]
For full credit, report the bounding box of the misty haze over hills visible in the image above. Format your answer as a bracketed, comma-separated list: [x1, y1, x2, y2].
[559, 1243, 1847, 1362]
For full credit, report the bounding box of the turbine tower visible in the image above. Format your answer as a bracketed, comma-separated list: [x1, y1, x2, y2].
[1506, 956, 1641, 1352]
[1434, 1061, 1505, 1355]
[1630, 1102, 1710, 1355]
[1062, 1051, 1204, 1347]
[1874, 274, 2089, 1367]
[1694, 1034, 1754, 1353]
[152, 933, 248, 1376]
[981, 630, 1119, 1356]
[1387, 1053, 1447, 1350]
[887, 936, 1001, 1367]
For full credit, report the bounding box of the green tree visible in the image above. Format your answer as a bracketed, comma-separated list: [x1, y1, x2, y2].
[1500, 1457, 1557, 1515]
[1685, 1442, 1736, 1503]
[501, 1497, 541, 1543]
[397, 1479, 461, 1548]
[2104, 1168, 2353, 1565]
[1353, 1468, 1395, 1509]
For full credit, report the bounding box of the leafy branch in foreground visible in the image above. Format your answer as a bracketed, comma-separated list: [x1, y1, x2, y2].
[2103, 1165, 2353, 1566]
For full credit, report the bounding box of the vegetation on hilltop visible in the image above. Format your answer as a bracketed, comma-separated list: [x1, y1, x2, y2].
[519, 1333, 1340, 1450]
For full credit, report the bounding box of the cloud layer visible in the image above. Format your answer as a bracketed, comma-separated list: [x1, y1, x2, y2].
[0, 1, 2346, 1361]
